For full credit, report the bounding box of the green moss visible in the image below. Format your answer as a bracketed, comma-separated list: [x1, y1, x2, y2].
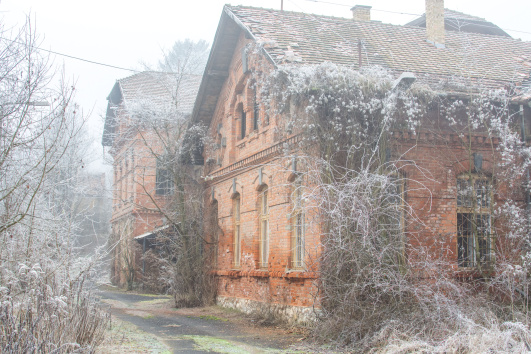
[138, 298, 172, 306]
[198, 315, 228, 321]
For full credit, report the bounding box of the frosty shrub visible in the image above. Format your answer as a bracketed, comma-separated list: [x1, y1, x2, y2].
[0, 19, 109, 352]
[260, 62, 531, 351]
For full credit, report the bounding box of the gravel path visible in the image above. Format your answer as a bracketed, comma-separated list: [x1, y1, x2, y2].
[97, 286, 304, 353]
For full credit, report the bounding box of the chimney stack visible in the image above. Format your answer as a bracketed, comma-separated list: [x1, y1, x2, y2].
[351, 5, 371, 21]
[425, 0, 445, 48]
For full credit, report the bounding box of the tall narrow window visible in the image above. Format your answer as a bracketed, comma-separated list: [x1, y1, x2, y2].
[253, 90, 259, 131]
[457, 175, 492, 268]
[259, 186, 269, 268]
[240, 105, 246, 139]
[233, 195, 241, 268]
[156, 156, 173, 195]
[291, 178, 304, 269]
[211, 201, 219, 268]
[387, 174, 406, 266]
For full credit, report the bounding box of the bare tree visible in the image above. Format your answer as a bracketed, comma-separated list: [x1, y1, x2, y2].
[0, 18, 108, 352]
[105, 69, 215, 305]
[157, 39, 210, 75]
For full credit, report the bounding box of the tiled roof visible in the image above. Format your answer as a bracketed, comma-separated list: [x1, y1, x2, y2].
[227, 5, 531, 90]
[102, 72, 202, 146]
[118, 71, 201, 114]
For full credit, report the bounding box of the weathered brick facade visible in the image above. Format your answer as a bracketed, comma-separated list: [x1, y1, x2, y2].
[200, 34, 320, 318]
[103, 72, 200, 289]
[192, 5, 531, 320]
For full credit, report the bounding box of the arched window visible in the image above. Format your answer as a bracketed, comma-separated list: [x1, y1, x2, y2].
[291, 178, 304, 269]
[258, 186, 269, 268]
[233, 194, 241, 268]
[456, 174, 492, 268]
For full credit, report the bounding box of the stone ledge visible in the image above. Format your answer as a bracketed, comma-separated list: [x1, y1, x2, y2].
[217, 296, 320, 325]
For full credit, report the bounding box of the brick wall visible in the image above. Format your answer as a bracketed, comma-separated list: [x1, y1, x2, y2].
[203, 32, 525, 314]
[204, 34, 321, 311]
[109, 115, 170, 289]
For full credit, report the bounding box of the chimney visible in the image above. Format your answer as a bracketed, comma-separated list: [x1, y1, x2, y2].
[351, 5, 371, 21]
[425, 0, 445, 48]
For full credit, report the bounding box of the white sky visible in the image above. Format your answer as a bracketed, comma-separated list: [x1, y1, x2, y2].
[1, 0, 530, 172]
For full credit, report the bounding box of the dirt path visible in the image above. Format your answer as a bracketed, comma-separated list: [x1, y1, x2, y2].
[97, 286, 307, 353]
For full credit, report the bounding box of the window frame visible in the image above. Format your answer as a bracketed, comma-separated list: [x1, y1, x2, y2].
[239, 105, 246, 140]
[291, 177, 305, 269]
[233, 194, 241, 268]
[456, 174, 493, 268]
[253, 89, 259, 131]
[258, 186, 269, 269]
[155, 156, 173, 196]
[387, 173, 406, 267]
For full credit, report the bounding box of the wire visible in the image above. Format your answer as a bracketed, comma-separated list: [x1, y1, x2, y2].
[0, 36, 139, 72]
[298, 0, 531, 37]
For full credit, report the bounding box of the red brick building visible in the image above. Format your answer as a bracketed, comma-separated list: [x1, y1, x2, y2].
[192, 2, 531, 322]
[102, 72, 201, 289]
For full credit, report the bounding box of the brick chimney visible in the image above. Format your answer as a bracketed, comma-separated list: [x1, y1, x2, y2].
[426, 0, 445, 47]
[351, 5, 371, 21]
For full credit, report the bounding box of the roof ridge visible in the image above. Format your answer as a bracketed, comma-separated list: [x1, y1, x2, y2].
[443, 9, 486, 21]
[227, 4, 367, 24]
[117, 71, 177, 83]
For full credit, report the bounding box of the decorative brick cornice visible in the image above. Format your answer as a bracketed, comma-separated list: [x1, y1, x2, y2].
[206, 134, 302, 183]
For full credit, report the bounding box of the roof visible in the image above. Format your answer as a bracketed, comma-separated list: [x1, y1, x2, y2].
[117, 71, 201, 113]
[406, 9, 511, 38]
[102, 72, 201, 146]
[134, 225, 171, 242]
[192, 5, 531, 124]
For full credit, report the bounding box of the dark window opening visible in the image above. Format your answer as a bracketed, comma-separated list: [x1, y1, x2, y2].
[456, 176, 492, 268]
[240, 106, 246, 139]
[253, 90, 259, 131]
[156, 158, 173, 195]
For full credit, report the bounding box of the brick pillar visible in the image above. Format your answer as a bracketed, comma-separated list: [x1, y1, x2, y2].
[426, 0, 445, 47]
[351, 5, 371, 21]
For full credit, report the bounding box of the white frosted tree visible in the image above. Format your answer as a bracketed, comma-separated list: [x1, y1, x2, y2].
[0, 18, 108, 352]
[157, 39, 210, 75]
